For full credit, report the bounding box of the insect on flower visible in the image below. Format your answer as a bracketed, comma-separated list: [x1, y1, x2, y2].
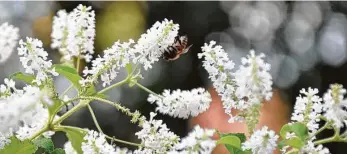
[162, 35, 193, 61]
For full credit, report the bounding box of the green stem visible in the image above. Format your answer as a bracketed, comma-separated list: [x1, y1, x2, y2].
[76, 56, 81, 73]
[87, 104, 104, 134]
[314, 126, 341, 145]
[52, 100, 90, 125]
[61, 84, 74, 97]
[133, 82, 162, 98]
[129, 62, 140, 76]
[51, 97, 82, 122]
[82, 96, 132, 116]
[105, 135, 142, 147]
[54, 125, 86, 132]
[311, 122, 329, 139]
[29, 125, 49, 140]
[98, 78, 129, 94]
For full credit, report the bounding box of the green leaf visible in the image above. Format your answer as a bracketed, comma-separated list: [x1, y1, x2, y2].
[217, 135, 241, 148]
[219, 133, 246, 143]
[280, 124, 291, 139]
[54, 64, 82, 90]
[280, 123, 308, 141]
[33, 136, 54, 152]
[50, 148, 65, 154]
[217, 135, 247, 154]
[286, 137, 305, 149]
[0, 136, 37, 154]
[9, 72, 35, 84]
[290, 123, 309, 141]
[64, 127, 87, 154]
[224, 146, 244, 154]
[54, 64, 96, 95]
[277, 140, 286, 149]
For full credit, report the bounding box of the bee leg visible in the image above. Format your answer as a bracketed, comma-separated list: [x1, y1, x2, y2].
[174, 36, 181, 45]
[65, 104, 69, 112]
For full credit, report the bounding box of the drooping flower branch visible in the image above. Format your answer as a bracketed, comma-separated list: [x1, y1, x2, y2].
[147, 88, 212, 118]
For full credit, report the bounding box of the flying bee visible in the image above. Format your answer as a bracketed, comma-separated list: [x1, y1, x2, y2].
[162, 35, 193, 61]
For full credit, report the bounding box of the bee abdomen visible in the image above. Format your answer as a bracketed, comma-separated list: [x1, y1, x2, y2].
[163, 46, 178, 60]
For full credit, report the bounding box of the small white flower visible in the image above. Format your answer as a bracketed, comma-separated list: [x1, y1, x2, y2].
[81, 130, 117, 154]
[0, 132, 11, 150]
[0, 78, 16, 98]
[133, 18, 179, 70]
[115, 147, 132, 154]
[0, 22, 19, 63]
[285, 132, 296, 139]
[67, 4, 95, 62]
[291, 88, 323, 133]
[147, 88, 211, 119]
[18, 37, 58, 85]
[169, 125, 216, 154]
[64, 141, 78, 154]
[322, 84, 347, 128]
[81, 40, 134, 87]
[135, 112, 179, 153]
[63, 95, 70, 102]
[242, 126, 278, 154]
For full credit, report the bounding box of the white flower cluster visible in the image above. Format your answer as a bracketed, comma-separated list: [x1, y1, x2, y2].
[242, 126, 278, 154]
[0, 22, 19, 63]
[0, 84, 42, 133]
[15, 104, 55, 140]
[51, 10, 70, 60]
[291, 88, 323, 133]
[133, 19, 179, 70]
[199, 41, 272, 123]
[198, 41, 236, 121]
[80, 18, 179, 87]
[81, 40, 135, 87]
[280, 139, 329, 154]
[168, 125, 216, 154]
[322, 84, 347, 128]
[299, 141, 330, 154]
[0, 78, 57, 143]
[134, 112, 179, 153]
[18, 37, 58, 85]
[51, 4, 95, 62]
[233, 50, 272, 110]
[82, 130, 118, 154]
[147, 88, 212, 119]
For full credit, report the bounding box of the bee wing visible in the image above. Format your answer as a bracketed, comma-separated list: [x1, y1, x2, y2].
[182, 44, 193, 54]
